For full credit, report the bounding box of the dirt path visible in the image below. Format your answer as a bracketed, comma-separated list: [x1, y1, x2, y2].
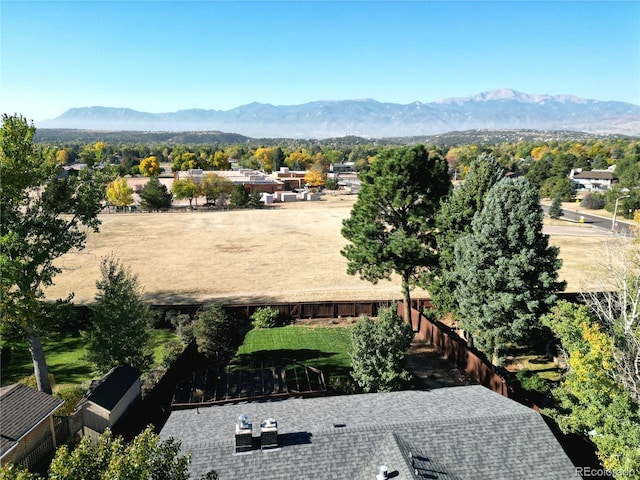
[405, 339, 476, 389]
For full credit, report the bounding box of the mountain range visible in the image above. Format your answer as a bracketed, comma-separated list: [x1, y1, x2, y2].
[38, 89, 640, 139]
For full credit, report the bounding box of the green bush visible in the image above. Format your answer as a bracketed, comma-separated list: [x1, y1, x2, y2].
[161, 338, 185, 368]
[250, 307, 280, 329]
[516, 369, 549, 393]
[325, 177, 339, 190]
[54, 385, 85, 416]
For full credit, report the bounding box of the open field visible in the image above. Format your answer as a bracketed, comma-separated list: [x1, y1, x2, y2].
[44, 193, 629, 306]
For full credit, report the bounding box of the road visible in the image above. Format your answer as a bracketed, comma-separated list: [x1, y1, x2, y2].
[541, 205, 634, 237]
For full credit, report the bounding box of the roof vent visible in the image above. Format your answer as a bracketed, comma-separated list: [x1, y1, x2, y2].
[260, 417, 278, 449]
[376, 465, 389, 480]
[235, 414, 252, 453]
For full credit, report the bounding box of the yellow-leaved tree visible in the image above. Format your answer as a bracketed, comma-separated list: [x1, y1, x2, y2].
[304, 166, 326, 187]
[106, 177, 134, 208]
[140, 156, 161, 176]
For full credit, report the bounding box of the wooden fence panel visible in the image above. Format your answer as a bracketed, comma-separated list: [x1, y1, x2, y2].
[407, 305, 510, 398]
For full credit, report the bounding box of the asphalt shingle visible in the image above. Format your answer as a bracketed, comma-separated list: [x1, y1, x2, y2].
[160, 385, 579, 480]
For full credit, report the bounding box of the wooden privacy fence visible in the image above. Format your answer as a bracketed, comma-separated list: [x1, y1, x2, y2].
[400, 302, 509, 398]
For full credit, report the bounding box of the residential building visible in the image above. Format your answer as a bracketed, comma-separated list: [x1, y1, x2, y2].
[0, 384, 64, 469]
[570, 168, 616, 191]
[160, 385, 579, 479]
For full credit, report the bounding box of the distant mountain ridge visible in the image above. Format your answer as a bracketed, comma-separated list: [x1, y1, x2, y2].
[38, 89, 640, 138]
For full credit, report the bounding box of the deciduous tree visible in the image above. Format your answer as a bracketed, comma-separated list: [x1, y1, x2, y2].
[85, 255, 152, 373]
[201, 173, 233, 205]
[106, 177, 134, 208]
[349, 305, 414, 392]
[139, 155, 161, 176]
[452, 177, 565, 363]
[47, 426, 199, 480]
[304, 166, 326, 187]
[172, 177, 200, 209]
[341, 144, 450, 319]
[542, 301, 640, 476]
[0, 115, 109, 393]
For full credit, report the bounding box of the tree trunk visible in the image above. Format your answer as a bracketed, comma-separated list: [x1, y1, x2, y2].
[27, 329, 52, 394]
[492, 345, 500, 367]
[402, 276, 412, 324]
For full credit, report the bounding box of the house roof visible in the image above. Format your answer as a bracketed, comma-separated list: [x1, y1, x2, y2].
[84, 365, 141, 411]
[572, 170, 614, 180]
[160, 386, 579, 479]
[0, 384, 64, 458]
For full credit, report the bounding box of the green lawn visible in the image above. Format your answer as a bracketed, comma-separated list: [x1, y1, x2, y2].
[1, 329, 179, 387]
[235, 326, 352, 379]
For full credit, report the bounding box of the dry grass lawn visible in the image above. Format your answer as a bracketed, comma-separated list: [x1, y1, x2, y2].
[44, 193, 628, 306]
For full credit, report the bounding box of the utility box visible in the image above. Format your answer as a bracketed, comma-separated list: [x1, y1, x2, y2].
[260, 417, 278, 449]
[235, 414, 252, 453]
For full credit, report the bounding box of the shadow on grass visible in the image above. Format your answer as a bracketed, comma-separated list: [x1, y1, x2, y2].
[235, 348, 351, 380]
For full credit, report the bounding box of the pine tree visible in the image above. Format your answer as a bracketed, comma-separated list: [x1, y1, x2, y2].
[549, 195, 564, 219]
[139, 176, 172, 211]
[452, 177, 565, 363]
[341, 145, 450, 318]
[431, 153, 504, 315]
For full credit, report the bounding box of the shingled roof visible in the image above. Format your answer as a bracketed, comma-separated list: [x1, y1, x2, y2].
[83, 365, 141, 411]
[160, 385, 579, 479]
[571, 170, 614, 180]
[0, 384, 64, 458]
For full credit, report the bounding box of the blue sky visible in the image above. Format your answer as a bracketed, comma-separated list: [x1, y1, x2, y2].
[2, 1, 639, 121]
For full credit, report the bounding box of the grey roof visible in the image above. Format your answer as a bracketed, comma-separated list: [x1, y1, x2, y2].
[160, 386, 579, 480]
[572, 170, 614, 180]
[84, 365, 141, 411]
[0, 384, 64, 458]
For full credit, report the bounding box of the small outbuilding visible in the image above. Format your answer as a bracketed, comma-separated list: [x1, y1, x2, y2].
[79, 365, 141, 440]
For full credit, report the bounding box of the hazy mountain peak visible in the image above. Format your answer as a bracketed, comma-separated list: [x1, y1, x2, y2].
[39, 89, 640, 138]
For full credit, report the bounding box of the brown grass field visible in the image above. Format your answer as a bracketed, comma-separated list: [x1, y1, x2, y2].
[44, 193, 629, 306]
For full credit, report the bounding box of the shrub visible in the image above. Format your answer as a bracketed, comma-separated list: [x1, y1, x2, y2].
[250, 307, 280, 329]
[162, 338, 185, 368]
[580, 192, 606, 210]
[168, 311, 195, 342]
[19, 373, 55, 390]
[325, 177, 339, 190]
[327, 375, 362, 395]
[54, 385, 85, 416]
[516, 369, 549, 393]
[193, 303, 235, 361]
[349, 305, 414, 392]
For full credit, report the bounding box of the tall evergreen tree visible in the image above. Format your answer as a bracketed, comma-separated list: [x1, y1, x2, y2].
[139, 176, 172, 211]
[86, 255, 152, 372]
[431, 153, 504, 315]
[549, 195, 564, 219]
[341, 145, 450, 318]
[452, 177, 565, 363]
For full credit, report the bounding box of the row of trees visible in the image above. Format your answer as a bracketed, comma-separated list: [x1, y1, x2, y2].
[341, 147, 563, 364]
[340, 143, 639, 472]
[55, 135, 640, 213]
